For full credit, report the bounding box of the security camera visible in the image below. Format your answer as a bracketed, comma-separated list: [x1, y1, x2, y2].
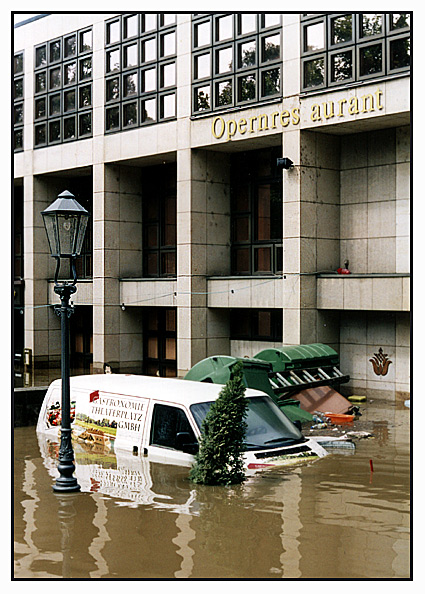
[277, 157, 294, 170]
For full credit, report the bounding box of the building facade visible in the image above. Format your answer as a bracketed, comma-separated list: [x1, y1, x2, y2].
[13, 13, 411, 398]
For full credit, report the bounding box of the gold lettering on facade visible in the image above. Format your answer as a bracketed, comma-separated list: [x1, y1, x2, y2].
[249, 116, 257, 133]
[227, 119, 237, 140]
[323, 102, 334, 119]
[212, 116, 225, 139]
[375, 88, 384, 110]
[348, 96, 359, 115]
[361, 94, 375, 113]
[238, 118, 247, 134]
[271, 112, 280, 128]
[291, 107, 300, 125]
[311, 104, 321, 122]
[280, 110, 290, 127]
[258, 114, 269, 131]
[337, 98, 347, 117]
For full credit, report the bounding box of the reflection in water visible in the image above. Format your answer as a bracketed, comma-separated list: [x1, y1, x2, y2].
[14, 399, 410, 579]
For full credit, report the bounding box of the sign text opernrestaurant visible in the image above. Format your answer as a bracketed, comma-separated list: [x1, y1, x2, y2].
[211, 88, 384, 141]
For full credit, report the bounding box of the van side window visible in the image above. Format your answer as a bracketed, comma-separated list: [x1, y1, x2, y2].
[150, 404, 196, 450]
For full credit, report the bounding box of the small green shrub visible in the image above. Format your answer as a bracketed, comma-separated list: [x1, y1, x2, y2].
[189, 362, 248, 486]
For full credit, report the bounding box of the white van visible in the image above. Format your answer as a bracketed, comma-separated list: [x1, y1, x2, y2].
[36, 374, 327, 469]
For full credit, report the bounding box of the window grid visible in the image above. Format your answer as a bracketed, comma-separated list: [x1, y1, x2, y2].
[34, 27, 93, 148]
[14, 51, 24, 152]
[301, 13, 411, 91]
[191, 13, 283, 115]
[105, 13, 177, 133]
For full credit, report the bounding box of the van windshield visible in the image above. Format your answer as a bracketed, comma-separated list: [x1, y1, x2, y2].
[190, 396, 304, 451]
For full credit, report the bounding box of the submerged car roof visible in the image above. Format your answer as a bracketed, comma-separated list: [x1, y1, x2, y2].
[50, 373, 267, 406]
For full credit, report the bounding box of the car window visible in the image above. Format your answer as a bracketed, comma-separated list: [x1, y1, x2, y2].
[150, 403, 196, 450]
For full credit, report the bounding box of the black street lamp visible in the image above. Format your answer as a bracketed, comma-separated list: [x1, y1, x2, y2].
[41, 190, 90, 493]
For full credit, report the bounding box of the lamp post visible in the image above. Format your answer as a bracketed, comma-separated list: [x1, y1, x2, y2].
[41, 190, 90, 493]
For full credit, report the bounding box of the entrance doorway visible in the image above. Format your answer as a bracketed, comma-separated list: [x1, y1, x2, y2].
[143, 307, 177, 377]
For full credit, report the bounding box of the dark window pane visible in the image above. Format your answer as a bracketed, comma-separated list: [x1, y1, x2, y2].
[331, 50, 353, 81]
[14, 78, 24, 99]
[162, 252, 176, 275]
[256, 310, 272, 337]
[49, 40, 61, 63]
[359, 43, 382, 76]
[163, 196, 176, 245]
[254, 247, 271, 272]
[64, 35, 76, 58]
[262, 68, 280, 96]
[49, 120, 61, 142]
[106, 106, 120, 130]
[79, 57, 92, 80]
[79, 85, 92, 108]
[14, 103, 23, 125]
[216, 79, 232, 106]
[331, 15, 352, 44]
[230, 309, 251, 339]
[194, 21, 210, 47]
[63, 116, 76, 140]
[106, 76, 120, 101]
[166, 309, 176, 332]
[14, 128, 23, 150]
[146, 224, 158, 247]
[64, 61, 77, 85]
[64, 89, 76, 112]
[79, 112, 92, 135]
[141, 97, 156, 122]
[35, 123, 46, 145]
[165, 337, 176, 360]
[49, 93, 61, 116]
[304, 22, 324, 51]
[35, 97, 46, 119]
[256, 185, 271, 240]
[35, 46, 47, 68]
[195, 85, 211, 111]
[238, 74, 256, 101]
[49, 67, 61, 89]
[262, 33, 280, 62]
[239, 39, 256, 68]
[361, 14, 382, 37]
[304, 57, 324, 87]
[14, 53, 24, 74]
[233, 247, 250, 273]
[123, 101, 137, 126]
[35, 72, 46, 93]
[124, 72, 138, 96]
[390, 37, 410, 70]
[146, 252, 158, 275]
[234, 216, 250, 241]
[390, 14, 410, 30]
[142, 37, 156, 63]
[233, 185, 250, 212]
[107, 20, 121, 44]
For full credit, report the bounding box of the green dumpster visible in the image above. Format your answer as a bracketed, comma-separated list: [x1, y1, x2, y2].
[184, 355, 313, 424]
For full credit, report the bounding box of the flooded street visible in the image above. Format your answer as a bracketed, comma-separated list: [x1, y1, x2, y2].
[14, 397, 410, 579]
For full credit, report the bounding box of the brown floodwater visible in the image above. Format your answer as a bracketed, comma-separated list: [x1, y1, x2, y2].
[14, 398, 411, 579]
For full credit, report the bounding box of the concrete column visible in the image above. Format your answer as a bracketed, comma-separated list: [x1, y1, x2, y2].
[176, 148, 231, 376]
[92, 163, 143, 373]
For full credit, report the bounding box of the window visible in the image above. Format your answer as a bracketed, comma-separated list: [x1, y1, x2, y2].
[105, 13, 177, 132]
[231, 148, 282, 275]
[34, 27, 93, 147]
[14, 51, 24, 151]
[143, 308, 177, 377]
[150, 404, 196, 451]
[143, 165, 177, 277]
[192, 13, 282, 114]
[230, 309, 283, 341]
[301, 13, 410, 91]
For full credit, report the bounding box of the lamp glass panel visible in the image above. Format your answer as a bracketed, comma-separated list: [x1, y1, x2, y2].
[43, 213, 60, 257]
